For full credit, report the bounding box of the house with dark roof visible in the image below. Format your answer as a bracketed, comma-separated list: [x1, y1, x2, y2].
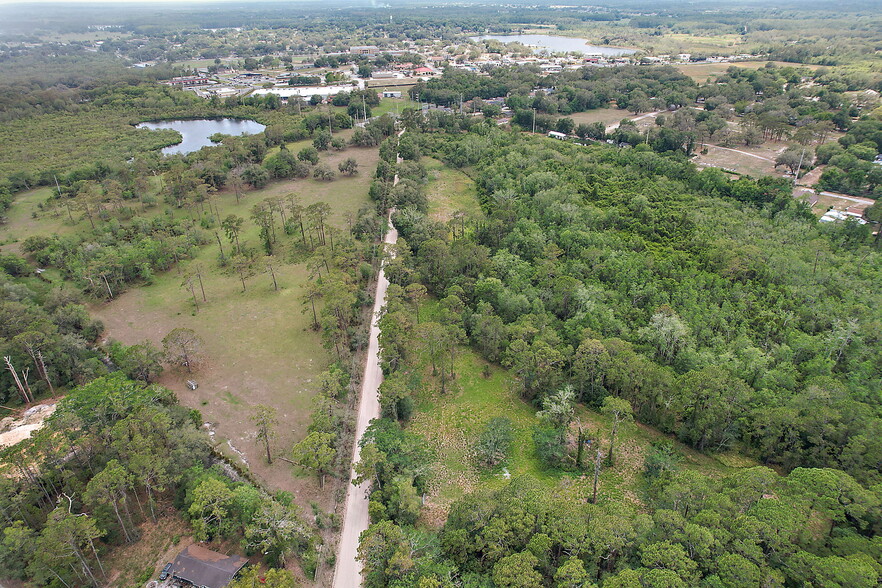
[171, 545, 248, 588]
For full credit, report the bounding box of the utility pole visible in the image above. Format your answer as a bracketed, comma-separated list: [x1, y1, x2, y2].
[363, 94, 368, 123]
[794, 147, 806, 185]
[328, 104, 333, 137]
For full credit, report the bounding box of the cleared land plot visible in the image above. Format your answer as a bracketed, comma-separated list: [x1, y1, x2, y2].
[408, 347, 551, 526]
[1, 186, 81, 248]
[693, 143, 785, 177]
[566, 108, 633, 128]
[92, 147, 376, 506]
[676, 60, 823, 82]
[0, 145, 378, 512]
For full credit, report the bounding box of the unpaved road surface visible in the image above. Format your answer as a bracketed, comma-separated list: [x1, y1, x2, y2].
[333, 213, 398, 588]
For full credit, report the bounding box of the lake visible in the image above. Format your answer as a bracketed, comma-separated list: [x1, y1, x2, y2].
[136, 118, 266, 155]
[471, 34, 636, 57]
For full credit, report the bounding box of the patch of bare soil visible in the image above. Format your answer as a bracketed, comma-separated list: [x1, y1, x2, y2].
[0, 402, 56, 448]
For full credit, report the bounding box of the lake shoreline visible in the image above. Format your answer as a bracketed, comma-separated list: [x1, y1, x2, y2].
[470, 33, 637, 56]
[136, 118, 266, 155]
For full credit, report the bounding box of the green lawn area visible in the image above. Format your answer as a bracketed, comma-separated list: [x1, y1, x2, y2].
[424, 158, 483, 224]
[408, 346, 554, 524]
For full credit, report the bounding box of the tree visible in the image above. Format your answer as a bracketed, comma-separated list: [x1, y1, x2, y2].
[404, 283, 428, 323]
[638, 311, 691, 364]
[353, 442, 387, 488]
[775, 147, 812, 175]
[298, 146, 319, 165]
[358, 520, 414, 588]
[228, 567, 299, 588]
[312, 164, 336, 181]
[475, 417, 513, 468]
[493, 551, 543, 588]
[538, 385, 576, 432]
[291, 431, 336, 488]
[231, 255, 254, 292]
[244, 500, 310, 567]
[35, 500, 105, 587]
[339, 157, 359, 175]
[675, 367, 750, 452]
[313, 131, 332, 151]
[222, 214, 244, 255]
[188, 477, 233, 541]
[251, 405, 278, 464]
[85, 459, 137, 543]
[554, 558, 596, 588]
[0, 521, 36, 580]
[601, 396, 633, 466]
[162, 328, 204, 374]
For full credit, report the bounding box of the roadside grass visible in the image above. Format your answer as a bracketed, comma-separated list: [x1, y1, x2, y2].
[424, 157, 483, 224]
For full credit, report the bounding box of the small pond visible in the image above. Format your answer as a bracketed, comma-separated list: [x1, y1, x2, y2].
[136, 118, 266, 155]
[470, 34, 636, 57]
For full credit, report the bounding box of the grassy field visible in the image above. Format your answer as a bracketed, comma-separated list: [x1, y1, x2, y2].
[424, 158, 483, 224]
[566, 108, 633, 128]
[693, 142, 784, 177]
[0, 144, 378, 514]
[408, 347, 553, 526]
[408, 339, 755, 526]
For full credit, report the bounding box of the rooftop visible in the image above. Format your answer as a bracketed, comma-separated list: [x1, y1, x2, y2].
[171, 545, 247, 588]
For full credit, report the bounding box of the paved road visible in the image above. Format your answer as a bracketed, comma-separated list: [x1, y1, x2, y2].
[332, 211, 398, 588]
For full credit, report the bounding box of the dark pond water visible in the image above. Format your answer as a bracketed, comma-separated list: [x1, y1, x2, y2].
[136, 118, 266, 155]
[471, 34, 636, 56]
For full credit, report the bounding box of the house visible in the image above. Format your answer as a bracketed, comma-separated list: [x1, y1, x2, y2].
[171, 545, 248, 588]
[350, 45, 379, 56]
[819, 209, 867, 224]
[382, 91, 403, 98]
[548, 131, 568, 140]
[412, 67, 436, 76]
[165, 77, 211, 87]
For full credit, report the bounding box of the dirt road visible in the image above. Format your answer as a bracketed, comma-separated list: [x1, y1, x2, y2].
[605, 110, 662, 134]
[332, 212, 398, 588]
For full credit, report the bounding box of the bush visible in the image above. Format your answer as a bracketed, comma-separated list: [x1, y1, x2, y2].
[475, 417, 513, 468]
[643, 440, 682, 480]
[533, 425, 567, 469]
[0, 253, 30, 276]
[298, 146, 319, 165]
